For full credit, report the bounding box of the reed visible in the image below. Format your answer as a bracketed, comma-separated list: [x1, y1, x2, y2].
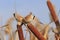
[47, 0, 60, 40]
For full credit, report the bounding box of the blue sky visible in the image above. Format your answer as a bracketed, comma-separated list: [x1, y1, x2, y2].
[0, 0, 60, 24]
[0, 0, 60, 40]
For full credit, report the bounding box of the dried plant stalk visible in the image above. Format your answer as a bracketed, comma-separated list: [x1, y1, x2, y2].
[3, 17, 16, 40]
[0, 31, 5, 40]
[30, 32, 35, 40]
[29, 15, 50, 40]
[47, 0, 60, 40]
[17, 24, 24, 40]
[27, 23, 46, 40]
[5, 17, 15, 34]
[43, 25, 50, 40]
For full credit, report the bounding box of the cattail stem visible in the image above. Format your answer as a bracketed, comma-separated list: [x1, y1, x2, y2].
[47, 0, 60, 29]
[47, 0, 60, 27]
[47, 0, 60, 40]
[27, 23, 46, 40]
[17, 24, 24, 40]
[47, 0, 60, 31]
[47, 0, 59, 22]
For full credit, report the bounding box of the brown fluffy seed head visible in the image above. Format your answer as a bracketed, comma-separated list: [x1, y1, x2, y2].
[13, 13, 23, 22]
[24, 12, 34, 23]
